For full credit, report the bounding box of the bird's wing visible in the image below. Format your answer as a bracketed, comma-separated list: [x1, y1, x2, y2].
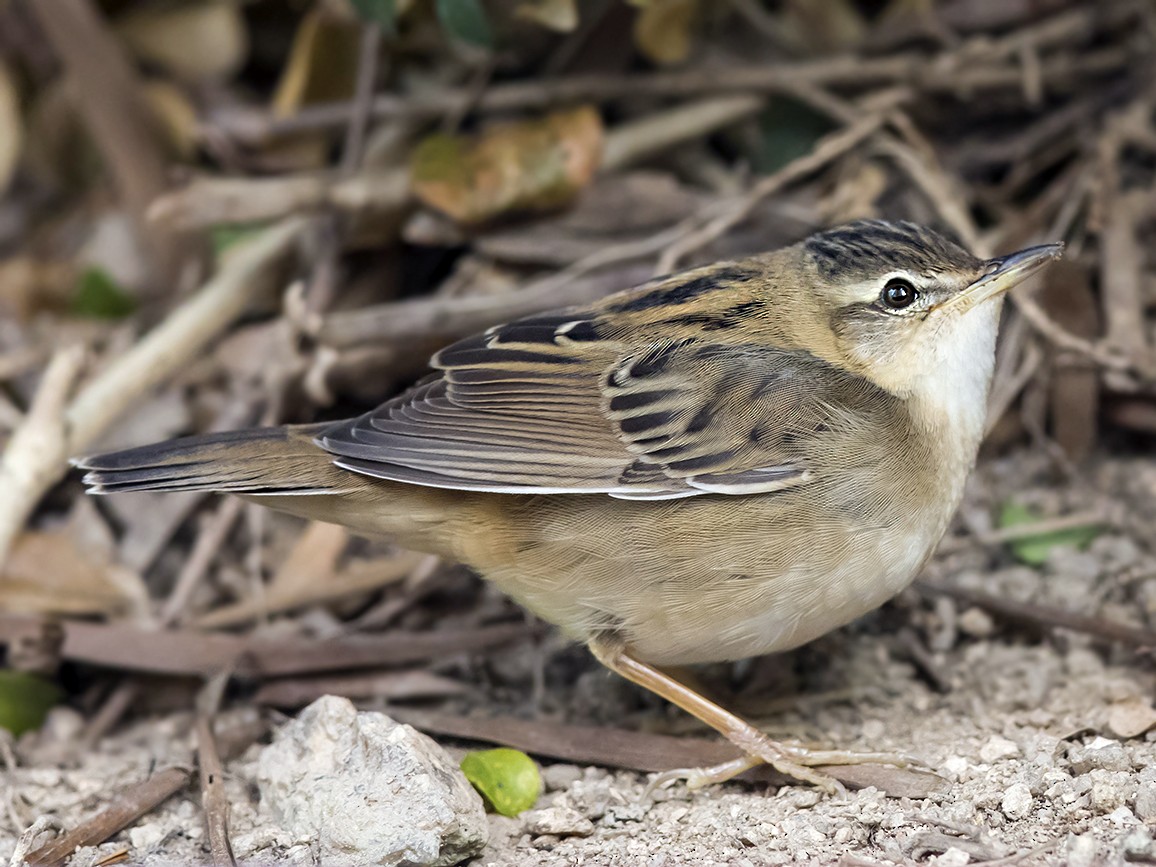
[317, 310, 867, 500]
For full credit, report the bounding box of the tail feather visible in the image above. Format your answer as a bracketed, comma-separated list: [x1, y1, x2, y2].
[75, 424, 351, 495]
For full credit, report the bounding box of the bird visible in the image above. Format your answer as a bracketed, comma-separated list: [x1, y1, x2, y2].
[77, 220, 1062, 792]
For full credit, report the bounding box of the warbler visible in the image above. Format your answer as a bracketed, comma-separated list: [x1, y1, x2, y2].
[78, 220, 1062, 791]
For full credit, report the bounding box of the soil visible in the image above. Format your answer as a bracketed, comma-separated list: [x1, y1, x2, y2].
[3, 449, 1156, 866]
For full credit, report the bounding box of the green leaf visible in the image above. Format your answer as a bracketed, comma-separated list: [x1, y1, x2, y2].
[349, 0, 398, 32]
[436, 0, 493, 47]
[0, 671, 63, 736]
[460, 748, 541, 816]
[71, 268, 136, 319]
[998, 502, 1102, 566]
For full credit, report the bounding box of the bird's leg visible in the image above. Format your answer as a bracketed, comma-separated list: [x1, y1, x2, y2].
[588, 635, 909, 794]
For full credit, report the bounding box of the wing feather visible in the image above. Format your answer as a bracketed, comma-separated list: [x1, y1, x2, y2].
[318, 297, 884, 499]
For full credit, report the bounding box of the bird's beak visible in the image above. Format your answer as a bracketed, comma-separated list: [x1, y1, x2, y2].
[945, 242, 1065, 314]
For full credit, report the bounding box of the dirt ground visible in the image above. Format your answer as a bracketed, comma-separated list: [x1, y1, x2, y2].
[3, 449, 1156, 866]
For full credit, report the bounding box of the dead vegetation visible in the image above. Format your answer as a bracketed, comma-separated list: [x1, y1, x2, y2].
[0, 0, 1155, 864]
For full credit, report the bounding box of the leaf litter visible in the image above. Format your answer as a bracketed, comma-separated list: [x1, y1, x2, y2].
[0, 0, 1155, 863]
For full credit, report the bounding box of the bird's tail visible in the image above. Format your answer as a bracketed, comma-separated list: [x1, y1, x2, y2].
[75, 424, 486, 557]
[75, 424, 356, 496]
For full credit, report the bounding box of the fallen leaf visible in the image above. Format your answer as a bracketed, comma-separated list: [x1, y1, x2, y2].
[0, 671, 62, 736]
[411, 106, 603, 224]
[143, 80, 200, 160]
[117, 0, 248, 82]
[272, 10, 361, 117]
[1106, 697, 1156, 739]
[436, 0, 493, 47]
[0, 530, 143, 617]
[997, 502, 1102, 566]
[461, 748, 542, 816]
[516, 0, 579, 31]
[630, 0, 699, 65]
[71, 267, 137, 319]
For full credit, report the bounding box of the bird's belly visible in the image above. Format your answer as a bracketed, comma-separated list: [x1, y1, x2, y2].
[477, 493, 949, 667]
[625, 528, 931, 665]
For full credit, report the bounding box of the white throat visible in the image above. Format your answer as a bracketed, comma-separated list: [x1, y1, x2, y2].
[908, 298, 1003, 458]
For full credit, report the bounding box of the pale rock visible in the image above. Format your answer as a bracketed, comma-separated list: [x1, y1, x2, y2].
[1065, 833, 1100, 867]
[957, 607, 994, 637]
[257, 695, 487, 866]
[1067, 739, 1132, 774]
[128, 822, 167, 851]
[930, 847, 971, 866]
[523, 806, 595, 837]
[1107, 806, 1137, 826]
[1000, 782, 1033, 820]
[979, 735, 1020, 764]
[541, 763, 584, 792]
[1134, 781, 1156, 822]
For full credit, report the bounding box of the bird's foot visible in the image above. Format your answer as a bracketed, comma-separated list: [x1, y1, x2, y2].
[645, 738, 920, 798]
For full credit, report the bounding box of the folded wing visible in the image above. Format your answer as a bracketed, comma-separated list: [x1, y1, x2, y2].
[318, 310, 864, 500]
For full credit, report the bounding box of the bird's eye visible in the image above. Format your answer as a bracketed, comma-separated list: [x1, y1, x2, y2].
[881, 278, 918, 310]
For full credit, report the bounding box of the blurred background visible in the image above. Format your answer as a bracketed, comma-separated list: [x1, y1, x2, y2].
[0, 0, 1154, 863]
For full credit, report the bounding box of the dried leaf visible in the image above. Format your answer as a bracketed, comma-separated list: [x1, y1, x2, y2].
[461, 748, 542, 816]
[194, 549, 424, 629]
[117, 0, 248, 82]
[143, 80, 200, 160]
[631, 0, 699, 65]
[1105, 697, 1156, 739]
[0, 257, 75, 321]
[0, 59, 21, 196]
[411, 106, 603, 224]
[272, 10, 361, 117]
[0, 530, 143, 617]
[516, 0, 579, 31]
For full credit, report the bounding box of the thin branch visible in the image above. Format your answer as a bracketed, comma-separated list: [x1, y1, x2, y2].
[195, 673, 237, 867]
[916, 579, 1156, 648]
[656, 101, 898, 272]
[0, 347, 86, 567]
[208, 39, 1132, 146]
[0, 220, 304, 569]
[66, 219, 306, 451]
[23, 718, 265, 867]
[28, 0, 192, 289]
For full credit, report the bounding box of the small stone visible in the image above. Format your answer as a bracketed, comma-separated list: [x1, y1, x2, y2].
[979, 735, 1020, 764]
[128, 823, 167, 851]
[1068, 740, 1132, 774]
[1065, 833, 1100, 867]
[1107, 806, 1137, 826]
[257, 695, 487, 866]
[1106, 698, 1156, 739]
[1134, 781, 1156, 821]
[930, 847, 971, 866]
[523, 807, 595, 838]
[1001, 782, 1033, 820]
[958, 607, 994, 637]
[540, 764, 583, 792]
[1091, 780, 1126, 813]
[1122, 829, 1156, 861]
[942, 755, 970, 780]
